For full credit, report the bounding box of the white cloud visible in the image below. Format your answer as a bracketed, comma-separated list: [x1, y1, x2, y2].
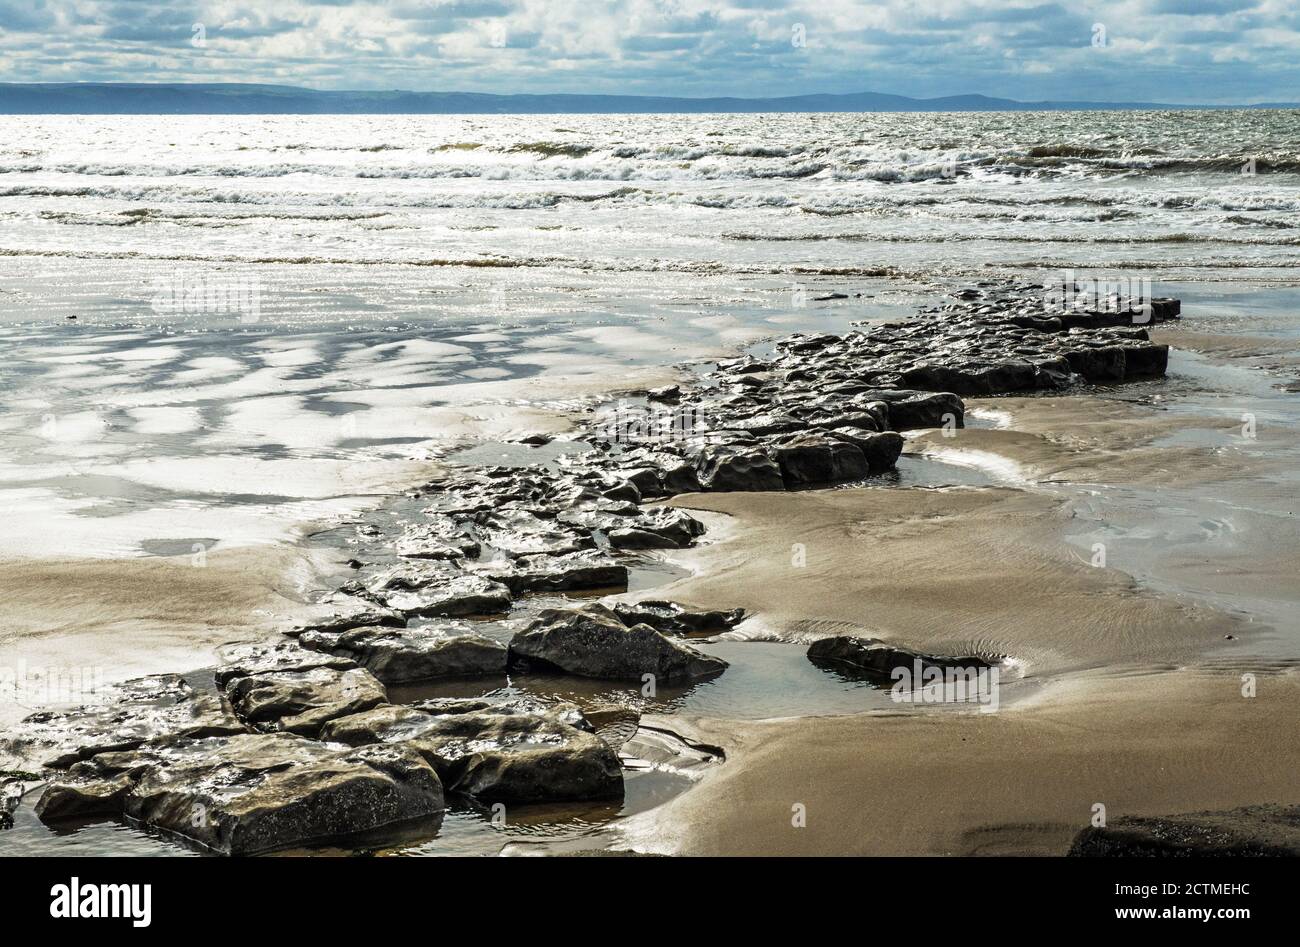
[0, 0, 1293, 102]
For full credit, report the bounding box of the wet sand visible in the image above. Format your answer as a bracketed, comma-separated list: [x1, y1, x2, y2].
[651, 486, 1240, 674]
[613, 334, 1300, 855]
[0, 546, 328, 730]
[620, 668, 1300, 856]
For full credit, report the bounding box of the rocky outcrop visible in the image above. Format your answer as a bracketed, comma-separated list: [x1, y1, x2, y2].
[509, 604, 728, 683]
[319, 703, 622, 803]
[690, 444, 785, 491]
[770, 434, 871, 486]
[1068, 804, 1300, 856]
[36, 733, 444, 855]
[220, 666, 388, 736]
[298, 625, 508, 685]
[367, 566, 513, 618]
[11, 282, 1185, 856]
[471, 552, 629, 594]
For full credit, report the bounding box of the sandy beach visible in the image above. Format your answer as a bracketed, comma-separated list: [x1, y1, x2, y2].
[1, 113, 1297, 864]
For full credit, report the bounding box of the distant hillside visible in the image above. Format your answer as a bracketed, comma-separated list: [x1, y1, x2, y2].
[0, 83, 1291, 114]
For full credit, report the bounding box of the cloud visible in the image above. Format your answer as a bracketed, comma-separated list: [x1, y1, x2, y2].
[0, 0, 1293, 103]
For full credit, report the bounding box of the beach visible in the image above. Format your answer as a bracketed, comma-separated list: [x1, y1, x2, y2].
[1, 112, 1298, 856]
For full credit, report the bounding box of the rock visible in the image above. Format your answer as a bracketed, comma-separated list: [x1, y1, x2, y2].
[601, 479, 642, 503]
[1, 778, 23, 829]
[300, 626, 508, 685]
[867, 390, 965, 431]
[606, 507, 705, 550]
[0, 674, 245, 771]
[320, 706, 622, 803]
[769, 434, 870, 486]
[509, 604, 728, 683]
[34, 774, 133, 821]
[807, 636, 993, 680]
[611, 600, 744, 635]
[393, 520, 480, 560]
[480, 510, 595, 558]
[213, 640, 357, 687]
[618, 724, 724, 775]
[38, 733, 444, 855]
[1068, 804, 1300, 857]
[1062, 345, 1126, 382]
[474, 552, 628, 594]
[286, 596, 404, 638]
[368, 566, 513, 618]
[221, 666, 388, 736]
[725, 412, 802, 437]
[411, 696, 592, 731]
[824, 429, 905, 473]
[647, 385, 681, 401]
[691, 444, 785, 492]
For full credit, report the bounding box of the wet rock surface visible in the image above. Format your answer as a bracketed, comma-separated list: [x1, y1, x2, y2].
[36, 733, 444, 855]
[509, 604, 729, 683]
[1, 778, 23, 830]
[320, 701, 622, 803]
[1068, 804, 1300, 856]
[0, 675, 245, 771]
[807, 636, 996, 679]
[221, 666, 389, 736]
[299, 625, 508, 685]
[611, 600, 745, 636]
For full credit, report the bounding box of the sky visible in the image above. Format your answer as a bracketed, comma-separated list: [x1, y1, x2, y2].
[2, 0, 1298, 104]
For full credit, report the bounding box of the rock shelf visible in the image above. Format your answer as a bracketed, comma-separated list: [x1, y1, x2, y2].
[6, 282, 1178, 853]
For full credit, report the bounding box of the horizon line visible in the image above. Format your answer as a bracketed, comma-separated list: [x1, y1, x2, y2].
[0, 81, 1297, 112]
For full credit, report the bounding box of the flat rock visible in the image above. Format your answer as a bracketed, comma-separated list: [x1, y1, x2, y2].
[411, 696, 592, 731]
[474, 552, 628, 594]
[300, 625, 508, 685]
[221, 666, 388, 736]
[214, 640, 357, 687]
[509, 604, 728, 683]
[393, 520, 481, 560]
[286, 596, 404, 638]
[824, 429, 905, 473]
[612, 599, 744, 635]
[607, 507, 705, 549]
[320, 705, 622, 803]
[480, 509, 596, 558]
[368, 565, 513, 617]
[36, 733, 443, 855]
[0, 674, 245, 771]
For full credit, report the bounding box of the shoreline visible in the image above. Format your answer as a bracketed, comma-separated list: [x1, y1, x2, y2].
[5, 279, 1294, 858]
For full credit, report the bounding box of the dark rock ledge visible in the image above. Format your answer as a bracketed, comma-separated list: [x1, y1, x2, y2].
[6, 283, 1179, 853]
[1068, 805, 1300, 857]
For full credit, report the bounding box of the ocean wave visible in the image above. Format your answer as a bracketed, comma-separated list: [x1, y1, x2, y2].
[720, 230, 1300, 246]
[4, 144, 1297, 185]
[0, 244, 909, 278]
